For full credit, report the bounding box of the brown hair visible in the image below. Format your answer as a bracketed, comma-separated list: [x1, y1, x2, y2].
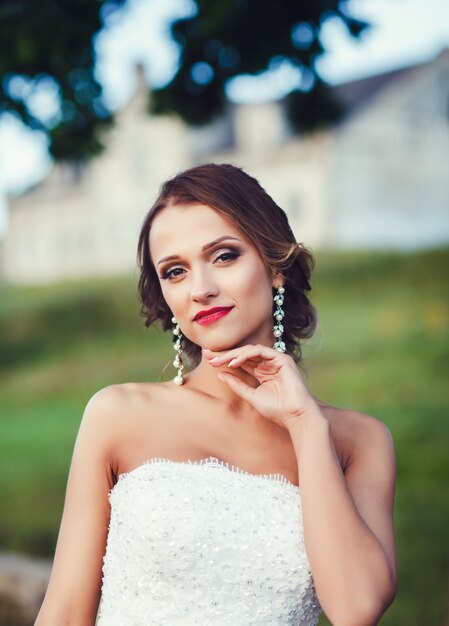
[137, 163, 317, 367]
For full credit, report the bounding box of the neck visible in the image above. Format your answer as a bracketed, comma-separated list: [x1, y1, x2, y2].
[184, 356, 259, 414]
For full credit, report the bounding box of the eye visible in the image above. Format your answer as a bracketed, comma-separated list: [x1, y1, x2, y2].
[214, 250, 240, 263]
[161, 266, 185, 280]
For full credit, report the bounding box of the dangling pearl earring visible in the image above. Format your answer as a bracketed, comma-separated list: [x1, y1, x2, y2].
[171, 316, 184, 385]
[273, 286, 286, 352]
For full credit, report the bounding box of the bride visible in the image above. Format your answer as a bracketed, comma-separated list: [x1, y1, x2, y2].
[35, 163, 397, 625]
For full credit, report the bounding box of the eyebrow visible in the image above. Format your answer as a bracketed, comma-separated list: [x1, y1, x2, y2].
[156, 236, 242, 266]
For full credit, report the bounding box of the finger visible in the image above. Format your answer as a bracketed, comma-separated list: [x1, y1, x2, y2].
[208, 354, 261, 369]
[202, 346, 250, 363]
[228, 356, 260, 368]
[203, 344, 279, 368]
[217, 372, 255, 403]
[227, 344, 278, 368]
[234, 362, 256, 376]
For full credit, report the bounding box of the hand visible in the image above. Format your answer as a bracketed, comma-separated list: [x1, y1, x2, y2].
[202, 344, 318, 430]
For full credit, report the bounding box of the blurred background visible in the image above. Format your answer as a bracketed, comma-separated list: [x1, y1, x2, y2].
[0, 0, 448, 624]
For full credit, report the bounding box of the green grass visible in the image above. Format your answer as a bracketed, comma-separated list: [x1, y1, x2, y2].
[0, 247, 448, 625]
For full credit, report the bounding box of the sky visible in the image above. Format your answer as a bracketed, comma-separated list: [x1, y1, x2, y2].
[1, 0, 449, 236]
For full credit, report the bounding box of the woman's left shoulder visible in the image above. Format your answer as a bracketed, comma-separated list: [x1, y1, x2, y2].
[315, 399, 395, 469]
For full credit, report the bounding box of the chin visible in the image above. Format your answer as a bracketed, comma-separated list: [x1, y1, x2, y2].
[198, 334, 241, 352]
[203, 341, 236, 352]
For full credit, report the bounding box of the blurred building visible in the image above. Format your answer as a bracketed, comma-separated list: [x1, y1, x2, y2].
[1, 50, 448, 284]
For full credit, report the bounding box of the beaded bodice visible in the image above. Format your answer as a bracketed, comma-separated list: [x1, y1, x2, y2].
[96, 456, 321, 626]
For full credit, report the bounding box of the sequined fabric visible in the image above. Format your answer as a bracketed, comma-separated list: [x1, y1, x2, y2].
[96, 456, 321, 626]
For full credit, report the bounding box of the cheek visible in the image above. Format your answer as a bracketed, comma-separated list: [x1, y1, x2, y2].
[234, 260, 273, 310]
[159, 283, 184, 317]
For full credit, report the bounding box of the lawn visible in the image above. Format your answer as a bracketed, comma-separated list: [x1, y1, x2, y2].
[0, 247, 447, 624]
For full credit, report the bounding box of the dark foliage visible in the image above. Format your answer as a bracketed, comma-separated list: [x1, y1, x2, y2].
[0, 0, 368, 160]
[153, 0, 368, 131]
[0, 0, 124, 160]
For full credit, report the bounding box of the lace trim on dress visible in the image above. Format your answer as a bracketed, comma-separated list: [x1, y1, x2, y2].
[113, 455, 300, 493]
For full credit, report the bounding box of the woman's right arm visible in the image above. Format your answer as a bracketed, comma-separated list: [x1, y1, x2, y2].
[34, 385, 124, 626]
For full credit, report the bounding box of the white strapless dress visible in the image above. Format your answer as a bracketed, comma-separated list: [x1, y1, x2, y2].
[96, 456, 322, 626]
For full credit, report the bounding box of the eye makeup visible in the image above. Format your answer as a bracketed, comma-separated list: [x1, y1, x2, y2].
[159, 246, 241, 281]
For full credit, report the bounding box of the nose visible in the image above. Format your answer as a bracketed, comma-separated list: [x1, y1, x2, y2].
[190, 267, 219, 303]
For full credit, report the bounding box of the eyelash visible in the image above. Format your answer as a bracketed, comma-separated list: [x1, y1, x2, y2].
[161, 250, 240, 281]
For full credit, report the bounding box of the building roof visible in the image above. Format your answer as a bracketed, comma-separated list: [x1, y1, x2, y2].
[333, 48, 448, 115]
[9, 48, 448, 205]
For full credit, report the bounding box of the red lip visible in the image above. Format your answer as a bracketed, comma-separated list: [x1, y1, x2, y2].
[193, 306, 234, 322]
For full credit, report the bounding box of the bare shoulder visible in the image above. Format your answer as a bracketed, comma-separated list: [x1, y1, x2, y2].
[79, 382, 167, 468]
[81, 382, 177, 482]
[344, 409, 396, 481]
[315, 399, 395, 472]
[84, 381, 164, 419]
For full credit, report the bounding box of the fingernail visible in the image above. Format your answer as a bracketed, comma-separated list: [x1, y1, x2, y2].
[228, 358, 237, 367]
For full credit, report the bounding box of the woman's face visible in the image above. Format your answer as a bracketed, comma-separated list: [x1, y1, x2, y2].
[149, 202, 279, 353]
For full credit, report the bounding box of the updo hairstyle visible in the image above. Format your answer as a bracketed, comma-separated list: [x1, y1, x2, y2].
[137, 163, 317, 367]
